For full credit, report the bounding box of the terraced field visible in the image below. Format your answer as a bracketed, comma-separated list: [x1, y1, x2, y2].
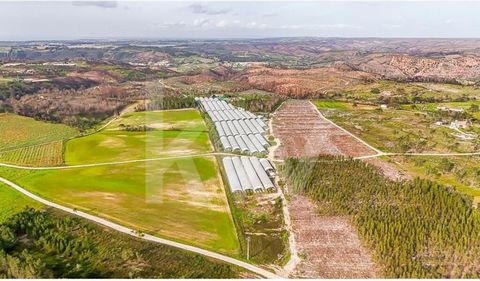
[65, 110, 212, 164]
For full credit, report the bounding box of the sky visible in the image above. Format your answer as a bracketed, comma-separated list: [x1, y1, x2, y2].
[1, 1, 480, 40]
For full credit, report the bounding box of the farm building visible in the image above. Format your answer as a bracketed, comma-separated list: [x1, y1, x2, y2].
[223, 156, 276, 194]
[196, 97, 270, 155]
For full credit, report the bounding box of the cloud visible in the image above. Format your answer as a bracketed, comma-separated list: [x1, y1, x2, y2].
[72, 1, 117, 8]
[188, 3, 230, 15]
[280, 23, 361, 30]
[193, 18, 211, 27]
[154, 21, 187, 29]
[191, 18, 268, 29]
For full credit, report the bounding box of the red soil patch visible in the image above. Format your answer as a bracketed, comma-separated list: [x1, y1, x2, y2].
[288, 194, 378, 278]
[237, 65, 375, 98]
[272, 100, 376, 159]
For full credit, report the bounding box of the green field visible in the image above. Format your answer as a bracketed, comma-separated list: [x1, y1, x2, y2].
[0, 156, 240, 256]
[312, 100, 349, 109]
[65, 110, 212, 164]
[0, 113, 78, 151]
[0, 183, 42, 223]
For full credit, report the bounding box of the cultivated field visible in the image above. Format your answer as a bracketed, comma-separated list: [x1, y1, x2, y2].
[65, 109, 212, 164]
[0, 156, 240, 256]
[0, 183, 42, 223]
[0, 141, 64, 166]
[0, 113, 78, 151]
[272, 100, 376, 159]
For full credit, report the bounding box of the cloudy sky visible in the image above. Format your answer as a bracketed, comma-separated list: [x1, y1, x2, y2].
[1, 1, 480, 40]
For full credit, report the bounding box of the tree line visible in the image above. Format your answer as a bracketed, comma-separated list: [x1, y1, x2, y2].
[282, 156, 480, 278]
[0, 208, 242, 278]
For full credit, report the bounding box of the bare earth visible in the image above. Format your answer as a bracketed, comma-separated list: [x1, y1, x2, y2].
[288, 195, 378, 278]
[272, 100, 382, 278]
[272, 100, 376, 159]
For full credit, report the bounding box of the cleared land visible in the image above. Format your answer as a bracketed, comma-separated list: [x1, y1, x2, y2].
[288, 195, 377, 278]
[272, 100, 376, 159]
[0, 113, 78, 151]
[0, 183, 42, 223]
[272, 100, 380, 278]
[65, 110, 211, 164]
[0, 156, 239, 256]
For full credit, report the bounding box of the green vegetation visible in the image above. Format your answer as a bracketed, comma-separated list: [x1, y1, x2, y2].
[0, 141, 63, 167]
[318, 104, 479, 153]
[172, 56, 219, 73]
[227, 92, 286, 113]
[140, 94, 196, 111]
[336, 81, 480, 104]
[234, 196, 288, 265]
[0, 113, 78, 151]
[312, 100, 349, 109]
[65, 110, 212, 164]
[0, 156, 240, 256]
[0, 184, 42, 224]
[0, 208, 245, 278]
[390, 156, 480, 200]
[283, 156, 480, 278]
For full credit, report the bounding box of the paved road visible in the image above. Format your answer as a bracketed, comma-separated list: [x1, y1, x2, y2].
[0, 152, 237, 170]
[0, 176, 280, 279]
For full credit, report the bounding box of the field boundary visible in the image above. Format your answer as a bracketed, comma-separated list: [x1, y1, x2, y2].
[0, 176, 280, 279]
[0, 152, 237, 170]
[309, 101, 383, 155]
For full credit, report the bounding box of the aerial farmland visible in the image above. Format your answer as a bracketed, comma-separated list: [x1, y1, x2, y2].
[2, 20, 480, 278]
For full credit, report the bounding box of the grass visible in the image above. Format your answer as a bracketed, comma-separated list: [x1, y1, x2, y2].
[65, 110, 212, 165]
[1, 208, 246, 278]
[0, 113, 78, 151]
[317, 103, 478, 153]
[0, 141, 64, 166]
[0, 156, 240, 256]
[389, 155, 480, 201]
[312, 100, 349, 109]
[0, 183, 42, 223]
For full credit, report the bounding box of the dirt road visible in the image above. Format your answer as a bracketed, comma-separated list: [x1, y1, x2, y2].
[0, 176, 279, 279]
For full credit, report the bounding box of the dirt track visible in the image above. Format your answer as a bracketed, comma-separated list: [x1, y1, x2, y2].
[272, 100, 377, 159]
[272, 100, 379, 278]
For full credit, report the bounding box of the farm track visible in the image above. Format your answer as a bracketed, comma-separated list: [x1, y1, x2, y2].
[271, 100, 379, 278]
[0, 104, 283, 278]
[0, 176, 279, 279]
[0, 152, 238, 170]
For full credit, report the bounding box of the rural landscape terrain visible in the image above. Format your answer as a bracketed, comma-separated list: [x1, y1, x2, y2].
[1, 37, 480, 278]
